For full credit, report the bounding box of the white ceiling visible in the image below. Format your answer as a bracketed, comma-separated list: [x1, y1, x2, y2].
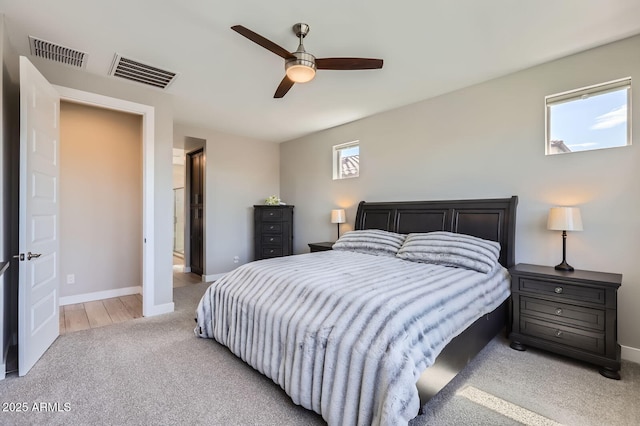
[2, 0, 640, 143]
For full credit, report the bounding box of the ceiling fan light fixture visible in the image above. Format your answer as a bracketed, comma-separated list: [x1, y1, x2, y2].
[285, 51, 316, 83]
[286, 63, 315, 83]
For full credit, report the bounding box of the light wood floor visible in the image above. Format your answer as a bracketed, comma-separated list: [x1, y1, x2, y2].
[60, 267, 204, 335]
[60, 294, 142, 335]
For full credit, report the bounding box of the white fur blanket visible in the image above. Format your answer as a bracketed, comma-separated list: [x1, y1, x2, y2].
[196, 251, 510, 425]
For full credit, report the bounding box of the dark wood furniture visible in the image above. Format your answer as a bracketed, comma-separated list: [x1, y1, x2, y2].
[188, 149, 204, 275]
[354, 196, 518, 402]
[253, 205, 294, 260]
[509, 263, 622, 379]
[308, 241, 334, 252]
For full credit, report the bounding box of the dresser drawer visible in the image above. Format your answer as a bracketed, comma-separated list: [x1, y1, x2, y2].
[520, 296, 605, 331]
[262, 223, 282, 233]
[262, 234, 282, 245]
[519, 278, 605, 305]
[261, 247, 283, 258]
[261, 209, 284, 221]
[520, 317, 605, 355]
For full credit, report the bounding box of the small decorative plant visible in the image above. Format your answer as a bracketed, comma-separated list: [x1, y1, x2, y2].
[265, 195, 281, 205]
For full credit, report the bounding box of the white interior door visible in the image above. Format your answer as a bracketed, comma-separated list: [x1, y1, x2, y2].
[18, 56, 60, 376]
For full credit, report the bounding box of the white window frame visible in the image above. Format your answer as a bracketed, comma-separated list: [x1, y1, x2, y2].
[332, 140, 360, 180]
[545, 77, 632, 155]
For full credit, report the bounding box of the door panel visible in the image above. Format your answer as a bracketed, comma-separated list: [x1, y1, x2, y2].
[18, 56, 60, 376]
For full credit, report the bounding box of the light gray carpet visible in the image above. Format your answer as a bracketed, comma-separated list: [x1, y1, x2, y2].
[0, 282, 638, 425]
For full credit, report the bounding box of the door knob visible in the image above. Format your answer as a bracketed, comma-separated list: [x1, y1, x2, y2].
[27, 252, 42, 260]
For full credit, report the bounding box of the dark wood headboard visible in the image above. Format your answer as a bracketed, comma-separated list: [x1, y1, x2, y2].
[354, 196, 518, 268]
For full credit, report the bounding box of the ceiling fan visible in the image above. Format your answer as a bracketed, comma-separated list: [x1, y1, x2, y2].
[231, 23, 384, 98]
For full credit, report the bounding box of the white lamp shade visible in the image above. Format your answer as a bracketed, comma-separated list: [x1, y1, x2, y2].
[547, 207, 583, 231]
[331, 209, 346, 224]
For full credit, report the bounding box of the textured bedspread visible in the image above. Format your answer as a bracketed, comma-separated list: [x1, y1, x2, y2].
[195, 250, 510, 425]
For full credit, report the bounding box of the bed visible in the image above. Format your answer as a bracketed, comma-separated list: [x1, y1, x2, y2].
[196, 196, 518, 425]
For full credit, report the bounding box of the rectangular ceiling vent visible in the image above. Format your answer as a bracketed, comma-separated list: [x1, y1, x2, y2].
[29, 36, 87, 68]
[109, 54, 178, 89]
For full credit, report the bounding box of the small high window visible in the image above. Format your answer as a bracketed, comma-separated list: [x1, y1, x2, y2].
[545, 78, 631, 155]
[333, 141, 359, 179]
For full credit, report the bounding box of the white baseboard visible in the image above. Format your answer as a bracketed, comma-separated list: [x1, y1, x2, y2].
[59, 286, 142, 306]
[144, 302, 174, 317]
[183, 266, 191, 273]
[621, 345, 640, 364]
[203, 272, 225, 282]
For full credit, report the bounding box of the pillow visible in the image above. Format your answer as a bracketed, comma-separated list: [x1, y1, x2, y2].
[396, 231, 500, 273]
[332, 229, 406, 257]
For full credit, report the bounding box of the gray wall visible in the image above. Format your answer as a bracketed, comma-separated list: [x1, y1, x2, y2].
[174, 124, 280, 277]
[280, 35, 640, 356]
[59, 101, 142, 298]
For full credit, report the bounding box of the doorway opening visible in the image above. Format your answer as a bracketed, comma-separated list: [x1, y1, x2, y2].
[54, 85, 159, 317]
[58, 100, 142, 333]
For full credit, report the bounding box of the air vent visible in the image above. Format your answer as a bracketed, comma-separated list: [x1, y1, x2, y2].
[109, 54, 178, 89]
[29, 36, 87, 68]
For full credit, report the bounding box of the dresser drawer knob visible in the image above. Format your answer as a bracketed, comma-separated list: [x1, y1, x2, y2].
[555, 330, 563, 338]
[555, 308, 563, 316]
[269, 226, 275, 230]
[269, 238, 274, 242]
[554, 287, 563, 294]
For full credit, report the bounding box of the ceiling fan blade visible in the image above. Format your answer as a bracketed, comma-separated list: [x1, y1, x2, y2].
[231, 25, 295, 60]
[316, 58, 384, 70]
[274, 76, 295, 98]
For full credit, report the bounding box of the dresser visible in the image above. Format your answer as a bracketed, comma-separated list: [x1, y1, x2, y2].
[509, 263, 622, 379]
[253, 205, 294, 260]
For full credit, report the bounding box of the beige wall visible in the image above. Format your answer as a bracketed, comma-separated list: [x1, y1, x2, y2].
[174, 124, 280, 276]
[29, 58, 174, 308]
[59, 101, 142, 297]
[280, 34, 640, 354]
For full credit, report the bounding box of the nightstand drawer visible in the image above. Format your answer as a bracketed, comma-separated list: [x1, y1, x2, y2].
[519, 278, 605, 305]
[520, 317, 605, 355]
[262, 234, 282, 245]
[520, 296, 605, 331]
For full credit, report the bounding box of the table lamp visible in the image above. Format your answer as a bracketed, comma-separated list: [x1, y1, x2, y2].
[547, 206, 583, 271]
[331, 209, 346, 240]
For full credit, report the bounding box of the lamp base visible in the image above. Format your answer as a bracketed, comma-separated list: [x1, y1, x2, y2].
[554, 261, 574, 272]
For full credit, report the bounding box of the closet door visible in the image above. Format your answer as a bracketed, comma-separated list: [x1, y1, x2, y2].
[188, 149, 204, 275]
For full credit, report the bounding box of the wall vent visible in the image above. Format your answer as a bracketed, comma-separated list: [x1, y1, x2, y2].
[29, 36, 87, 68]
[109, 54, 178, 89]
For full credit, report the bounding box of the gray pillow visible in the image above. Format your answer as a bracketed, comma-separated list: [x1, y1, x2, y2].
[396, 231, 500, 273]
[332, 229, 406, 257]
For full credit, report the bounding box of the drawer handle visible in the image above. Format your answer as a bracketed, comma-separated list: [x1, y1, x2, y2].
[555, 308, 563, 316]
[555, 330, 563, 338]
[269, 249, 274, 253]
[269, 238, 274, 242]
[554, 287, 563, 294]
[269, 212, 274, 216]
[269, 226, 274, 230]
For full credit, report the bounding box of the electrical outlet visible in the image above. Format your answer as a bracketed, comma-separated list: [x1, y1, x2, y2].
[66, 274, 75, 285]
[233, 256, 240, 264]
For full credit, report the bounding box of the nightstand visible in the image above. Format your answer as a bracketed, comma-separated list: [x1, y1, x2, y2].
[509, 263, 622, 379]
[308, 242, 334, 252]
